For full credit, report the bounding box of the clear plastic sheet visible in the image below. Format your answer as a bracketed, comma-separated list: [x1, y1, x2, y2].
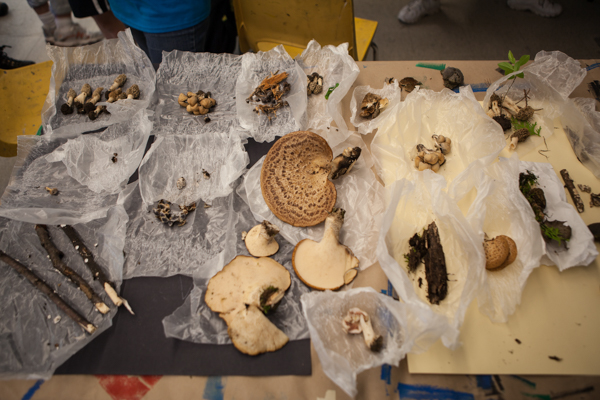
[301, 287, 448, 398]
[0, 136, 121, 225]
[349, 79, 401, 135]
[0, 203, 126, 379]
[44, 110, 152, 194]
[519, 161, 598, 271]
[162, 178, 310, 344]
[242, 133, 385, 269]
[448, 156, 545, 323]
[376, 172, 485, 349]
[561, 98, 600, 179]
[296, 40, 360, 146]
[371, 86, 505, 187]
[235, 45, 307, 142]
[138, 131, 249, 207]
[42, 29, 156, 137]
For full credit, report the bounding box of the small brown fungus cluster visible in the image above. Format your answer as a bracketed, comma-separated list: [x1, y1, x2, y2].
[306, 72, 323, 95]
[153, 199, 197, 227]
[483, 235, 518, 271]
[360, 93, 389, 119]
[247, 71, 291, 120]
[487, 90, 536, 133]
[399, 77, 421, 93]
[177, 90, 216, 121]
[413, 135, 451, 173]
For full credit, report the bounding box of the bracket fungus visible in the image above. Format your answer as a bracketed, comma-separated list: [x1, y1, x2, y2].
[360, 92, 389, 119]
[483, 235, 518, 271]
[292, 208, 359, 290]
[260, 131, 361, 227]
[244, 220, 280, 257]
[205, 255, 291, 355]
[342, 308, 383, 352]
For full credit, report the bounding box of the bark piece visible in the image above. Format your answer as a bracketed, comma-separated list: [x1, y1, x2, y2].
[560, 169, 584, 213]
[423, 222, 448, 305]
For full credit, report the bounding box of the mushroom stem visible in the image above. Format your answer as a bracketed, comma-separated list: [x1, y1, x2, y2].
[342, 308, 383, 352]
[74, 84, 92, 105]
[322, 208, 344, 244]
[509, 136, 519, 150]
[328, 147, 362, 180]
[66, 88, 76, 107]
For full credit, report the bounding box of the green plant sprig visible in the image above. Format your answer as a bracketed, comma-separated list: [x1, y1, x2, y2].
[512, 118, 541, 137]
[498, 51, 530, 80]
[541, 224, 570, 246]
[519, 170, 538, 197]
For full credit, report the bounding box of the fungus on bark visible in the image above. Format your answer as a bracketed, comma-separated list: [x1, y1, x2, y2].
[244, 220, 280, 257]
[342, 307, 383, 352]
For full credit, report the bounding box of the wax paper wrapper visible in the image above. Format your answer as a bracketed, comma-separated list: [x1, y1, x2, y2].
[162, 178, 310, 344]
[349, 79, 401, 135]
[560, 97, 600, 179]
[296, 40, 360, 146]
[371, 86, 505, 187]
[42, 29, 155, 137]
[448, 156, 545, 323]
[519, 161, 597, 270]
[376, 172, 485, 349]
[483, 51, 586, 157]
[242, 133, 385, 269]
[0, 202, 126, 379]
[236, 45, 307, 142]
[301, 287, 447, 398]
[154, 51, 242, 135]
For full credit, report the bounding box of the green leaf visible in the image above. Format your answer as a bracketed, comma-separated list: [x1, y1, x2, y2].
[516, 72, 525, 79]
[508, 51, 516, 64]
[498, 62, 515, 71]
[517, 54, 530, 67]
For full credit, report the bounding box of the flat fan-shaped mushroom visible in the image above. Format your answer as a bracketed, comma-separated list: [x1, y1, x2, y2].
[205, 255, 291, 355]
[261, 131, 361, 227]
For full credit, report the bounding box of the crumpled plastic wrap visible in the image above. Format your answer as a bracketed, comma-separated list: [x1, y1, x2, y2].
[42, 29, 155, 137]
[162, 178, 310, 344]
[236, 45, 307, 142]
[242, 133, 385, 269]
[376, 172, 484, 349]
[519, 161, 598, 270]
[371, 86, 505, 187]
[448, 156, 545, 323]
[0, 136, 121, 225]
[138, 131, 249, 207]
[44, 110, 151, 194]
[296, 40, 360, 146]
[561, 97, 600, 179]
[301, 287, 448, 398]
[0, 202, 126, 379]
[349, 79, 401, 135]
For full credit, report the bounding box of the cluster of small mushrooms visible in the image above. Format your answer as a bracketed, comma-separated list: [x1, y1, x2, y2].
[306, 72, 323, 95]
[177, 90, 216, 122]
[152, 199, 197, 227]
[247, 71, 291, 120]
[487, 91, 537, 150]
[60, 74, 139, 121]
[413, 135, 452, 172]
[360, 92, 389, 119]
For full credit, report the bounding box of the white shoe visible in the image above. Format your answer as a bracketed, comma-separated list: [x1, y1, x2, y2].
[397, 0, 441, 24]
[53, 23, 104, 47]
[507, 0, 562, 17]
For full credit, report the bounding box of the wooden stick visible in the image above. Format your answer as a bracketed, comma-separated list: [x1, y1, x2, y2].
[560, 169, 584, 213]
[35, 225, 110, 314]
[0, 250, 96, 334]
[58, 225, 134, 314]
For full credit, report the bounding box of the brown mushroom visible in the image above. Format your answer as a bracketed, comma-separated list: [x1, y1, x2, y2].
[107, 88, 122, 103]
[74, 84, 92, 107]
[87, 105, 106, 121]
[200, 97, 216, 109]
[84, 87, 104, 114]
[509, 128, 530, 150]
[360, 92, 389, 119]
[483, 235, 518, 271]
[244, 220, 280, 257]
[109, 74, 127, 91]
[126, 84, 140, 100]
[60, 88, 77, 115]
[178, 93, 188, 107]
[342, 308, 383, 352]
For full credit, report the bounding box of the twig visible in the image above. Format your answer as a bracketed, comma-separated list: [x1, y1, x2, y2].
[560, 169, 584, 213]
[35, 225, 110, 314]
[59, 225, 134, 314]
[0, 250, 96, 334]
[538, 136, 550, 159]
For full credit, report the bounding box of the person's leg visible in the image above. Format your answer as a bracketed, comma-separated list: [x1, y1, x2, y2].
[141, 17, 209, 65]
[68, 0, 125, 39]
[506, 0, 562, 17]
[28, 0, 57, 43]
[397, 0, 441, 24]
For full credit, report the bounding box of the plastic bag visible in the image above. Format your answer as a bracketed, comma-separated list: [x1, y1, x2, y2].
[350, 79, 401, 135]
[301, 287, 448, 398]
[138, 130, 249, 207]
[448, 155, 545, 323]
[0, 203, 126, 379]
[376, 172, 485, 349]
[0, 136, 121, 225]
[242, 133, 385, 269]
[235, 45, 307, 142]
[560, 98, 600, 179]
[162, 178, 310, 344]
[519, 161, 598, 270]
[42, 29, 155, 137]
[371, 86, 505, 187]
[296, 40, 360, 146]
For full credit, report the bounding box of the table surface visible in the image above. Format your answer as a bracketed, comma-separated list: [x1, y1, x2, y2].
[1, 58, 600, 400]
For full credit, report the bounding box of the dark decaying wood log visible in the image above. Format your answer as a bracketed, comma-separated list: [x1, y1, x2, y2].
[35, 225, 109, 314]
[423, 222, 448, 305]
[0, 250, 96, 334]
[560, 169, 584, 213]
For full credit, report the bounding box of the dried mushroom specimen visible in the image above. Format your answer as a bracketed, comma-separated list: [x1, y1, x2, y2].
[399, 77, 421, 93]
[178, 90, 216, 117]
[126, 84, 140, 100]
[360, 92, 389, 119]
[205, 255, 291, 355]
[292, 208, 359, 290]
[176, 177, 186, 190]
[260, 131, 361, 227]
[486, 93, 512, 131]
[109, 74, 127, 91]
[509, 128, 530, 150]
[45, 186, 59, 195]
[74, 83, 91, 106]
[307, 72, 323, 95]
[153, 199, 196, 227]
[244, 220, 280, 257]
[60, 88, 77, 115]
[441, 67, 464, 90]
[483, 235, 518, 271]
[88, 105, 106, 121]
[342, 308, 383, 352]
[247, 71, 291, 120]
[83, 87, 104, 114]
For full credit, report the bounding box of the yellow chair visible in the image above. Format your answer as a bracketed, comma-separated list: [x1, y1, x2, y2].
[232, 0, 378, 61]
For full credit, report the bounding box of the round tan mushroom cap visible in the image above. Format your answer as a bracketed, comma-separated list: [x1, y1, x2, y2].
[484, 235, 518, 271]
[261, 131, 336, 227]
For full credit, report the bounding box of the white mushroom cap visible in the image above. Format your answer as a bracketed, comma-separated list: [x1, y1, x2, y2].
[244, 220, 280, 257]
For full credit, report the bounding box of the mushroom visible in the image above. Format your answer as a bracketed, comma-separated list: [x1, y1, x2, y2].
[483, 235, 517, 271]
[83, 87, 104, 114]
[45, 186, 59, 195]
[178, 93, 188, 107]
[432, 135, 452, 155]
[307, 72, 324, 95]
[509, 128, 530, 150]
[205, 255, 291, 355]
[260, 131, 361, 227]
[360, 93, 388, 119]
[74, 84, 92, 108]
[487, 93, 512, 130]
[109, 74, 127, 91]
[200, 97, 216, 109]
[107, 88, 122, 103]
[244, 220, 280, 257]
[440, 67, 464, 90]
[516, 106, 534, 121]
[87, 105, 106, 121]
[292, 208, 359, 290]
[187, 95, 198, 106]
[60, 89, 77, 115]
[126, 84, 140, 100]
[399, 77, 421, 93]
[176, 177, 186, 190]
[342, 308, 383, 352]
